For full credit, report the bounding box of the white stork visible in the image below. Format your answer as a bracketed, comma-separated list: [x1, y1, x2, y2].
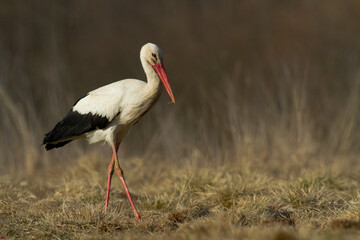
[43, 43, 175, 220]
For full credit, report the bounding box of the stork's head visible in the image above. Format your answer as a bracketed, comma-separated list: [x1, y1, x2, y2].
[141, 43, 175, 103]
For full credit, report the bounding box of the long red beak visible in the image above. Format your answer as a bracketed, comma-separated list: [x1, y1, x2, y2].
[154, 63, 175, 103]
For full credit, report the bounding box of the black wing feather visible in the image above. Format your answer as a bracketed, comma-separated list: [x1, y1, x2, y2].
[43, 110, 115, 150]
[44, 140, 72, 150]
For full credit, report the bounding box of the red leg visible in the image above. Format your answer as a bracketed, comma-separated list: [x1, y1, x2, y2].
[104, 143, 119, 213]
[112, 144, 141, 220]
[104, 152, 115, 213]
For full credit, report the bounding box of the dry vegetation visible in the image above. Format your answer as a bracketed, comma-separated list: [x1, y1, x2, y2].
[0, 1, 360, 239]
[1, 155, 359, 239]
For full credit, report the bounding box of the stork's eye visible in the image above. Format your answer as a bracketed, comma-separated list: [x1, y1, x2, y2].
[152, 53, 157, 59]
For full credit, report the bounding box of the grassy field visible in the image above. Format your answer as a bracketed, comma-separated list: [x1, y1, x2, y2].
[1, 1, 360, 239]
[0, 151, 359, 239]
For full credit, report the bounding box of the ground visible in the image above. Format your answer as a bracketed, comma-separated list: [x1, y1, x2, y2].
[0, 151, 359, 240]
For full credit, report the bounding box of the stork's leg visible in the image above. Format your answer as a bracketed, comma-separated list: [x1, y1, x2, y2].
[104, 144, 118, 213]
[112, 144, 141, 220]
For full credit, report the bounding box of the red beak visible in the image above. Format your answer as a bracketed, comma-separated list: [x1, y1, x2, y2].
[154, 63, 175, 103]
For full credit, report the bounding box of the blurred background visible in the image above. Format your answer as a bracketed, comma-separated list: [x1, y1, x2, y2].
[0, 1, 359, 176]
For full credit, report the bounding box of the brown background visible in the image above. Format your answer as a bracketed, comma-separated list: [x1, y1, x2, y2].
[0, 1, 359, 175]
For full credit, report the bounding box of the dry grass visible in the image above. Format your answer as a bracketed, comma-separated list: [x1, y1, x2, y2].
[0, 151, 359, 239]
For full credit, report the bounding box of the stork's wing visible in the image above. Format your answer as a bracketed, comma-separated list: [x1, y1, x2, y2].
[43, 92, 121, 150]
[43, 79, 145, 150]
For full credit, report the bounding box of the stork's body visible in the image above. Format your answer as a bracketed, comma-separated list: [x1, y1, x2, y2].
[43, 43, 175, 220]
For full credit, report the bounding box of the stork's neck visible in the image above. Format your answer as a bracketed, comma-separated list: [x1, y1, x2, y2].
[141, 57, 160, 91]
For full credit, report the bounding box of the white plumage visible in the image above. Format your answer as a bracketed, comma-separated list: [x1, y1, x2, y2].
[43, 43, 175, 220]
[73, 79, 160, 144]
